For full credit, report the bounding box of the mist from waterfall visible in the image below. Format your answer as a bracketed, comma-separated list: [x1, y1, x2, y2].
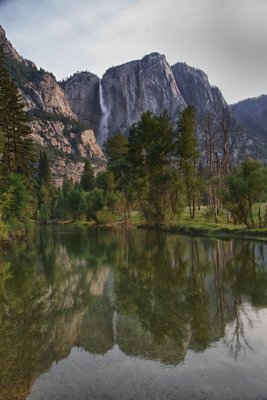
[98, 79, 110, 146]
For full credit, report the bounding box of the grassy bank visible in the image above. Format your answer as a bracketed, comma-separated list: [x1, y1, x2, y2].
[138, 222, 267, 241]
[137, 206, 267, 241]
[34, 206, 267, 240]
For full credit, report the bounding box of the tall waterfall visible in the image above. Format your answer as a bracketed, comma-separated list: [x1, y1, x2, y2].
[98, 79, 109, 146]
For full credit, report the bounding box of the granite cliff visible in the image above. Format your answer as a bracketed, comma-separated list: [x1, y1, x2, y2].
[63, 53, 228, 143]
[0, 25, 105, 185]
[61, 71, 102, 133]
[232, 95, 267, 141]
[171, 62, 226, 119]
[99, 53, 186, 141]
[1, 23, 267, 175]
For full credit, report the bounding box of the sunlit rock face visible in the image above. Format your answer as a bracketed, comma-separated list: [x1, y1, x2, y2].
[77, 130, 105, 160]
[101, 53, 186, 136]
[0, 25, 106, 184]
[22, 73, 77, 119]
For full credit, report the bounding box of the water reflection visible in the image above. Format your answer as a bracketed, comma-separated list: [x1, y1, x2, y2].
[0, 227, 267, 399]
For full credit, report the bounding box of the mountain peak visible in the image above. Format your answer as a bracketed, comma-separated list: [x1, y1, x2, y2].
[0, 25, 37, 69]
[0, 25, 6, 39]
[142, 52, 165, 61]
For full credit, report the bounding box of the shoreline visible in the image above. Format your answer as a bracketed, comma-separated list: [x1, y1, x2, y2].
[137, 223, 267, 241]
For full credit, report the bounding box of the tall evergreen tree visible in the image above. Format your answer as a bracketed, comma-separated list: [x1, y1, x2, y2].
[0, 48, 34, 176]
[38, 150, 51, 185]
[125, 112, 184, 224]
[37, 150, 54, 222]
[177, 106, 199, 219]
[80, 159, 95, 192]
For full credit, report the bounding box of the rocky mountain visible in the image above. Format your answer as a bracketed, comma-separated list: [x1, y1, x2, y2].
[99, 53, 186, 141]
[63, 53, 228, 144]
[0, 25, 105, 185]
[0, 25, 36, 68]
[232, 95, 267, 141]
[1, 23, 267, 175]
[62, 53, 188, 144]
[171, 62, 226, 119]
[61, 71, 102, 133]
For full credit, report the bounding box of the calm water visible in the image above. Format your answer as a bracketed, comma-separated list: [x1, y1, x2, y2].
[0, 227, 267, 400]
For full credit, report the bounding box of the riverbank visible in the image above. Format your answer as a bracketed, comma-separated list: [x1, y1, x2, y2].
[56, 218, 267, 241]
[137, 222, 267, 241]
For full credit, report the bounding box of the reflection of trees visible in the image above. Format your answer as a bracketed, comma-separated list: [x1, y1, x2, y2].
[114, 233, 267, 363]
[0, 227, 267, 398]
[227, 300, 253, 360]
[0, 229, 114, 400]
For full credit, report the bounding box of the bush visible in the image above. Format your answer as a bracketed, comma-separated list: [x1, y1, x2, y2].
[0, 220, 8, 241]
[96, 208, 116, 225]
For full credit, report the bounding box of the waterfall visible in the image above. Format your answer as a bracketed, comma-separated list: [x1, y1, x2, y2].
[98, 79, 109, 146]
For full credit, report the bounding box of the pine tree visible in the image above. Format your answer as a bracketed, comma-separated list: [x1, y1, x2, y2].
[0, 48, 34, 176]
[177, 105, 199, 219]
[38, 150, 51, 186]
[80, 159, 95, 192]
[37, 150, 58, 222]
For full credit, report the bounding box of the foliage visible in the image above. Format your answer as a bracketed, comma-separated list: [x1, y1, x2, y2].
[176, 105, 200, 219]
[0, 173, 30, 222]
[0, 220, 8, 240]
[85, 188, 104, 223]
[0, 50, 35, 176]
[68, 188, 86, 220]
[124, 111, 185, 224]
[80, 159, 95, 192]
[223, 158, 267, 227]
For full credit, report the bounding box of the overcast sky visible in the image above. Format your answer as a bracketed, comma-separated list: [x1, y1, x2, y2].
[0, 0, 267, 103]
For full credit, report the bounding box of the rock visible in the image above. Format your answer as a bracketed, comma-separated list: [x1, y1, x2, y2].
[1, 23, 267, 167]
[171, 62, 226, 119]
[23, 73, 77, 119]
[232, 95, 267, 141]
[100, 53, 186, 137]
[77, 130, 105, 159]
[62, 71, 102, 132]
[52, 157, 105, 187]
[0, 25, 37, 68]
[0, 25, 106, 182]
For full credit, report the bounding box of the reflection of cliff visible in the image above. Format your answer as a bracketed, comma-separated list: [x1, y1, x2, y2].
[0, 228, 267, 399]
[0, 234, 112, 400]
[117, 314, 191, 365]
[77, 297, 114, 355]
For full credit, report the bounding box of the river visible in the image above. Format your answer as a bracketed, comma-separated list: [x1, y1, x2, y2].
[0, 226, 267, 399]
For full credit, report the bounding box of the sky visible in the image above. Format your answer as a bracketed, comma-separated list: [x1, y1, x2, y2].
[0, 0, 267, 104]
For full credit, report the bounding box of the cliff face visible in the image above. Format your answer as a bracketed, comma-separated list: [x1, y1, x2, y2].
[0, 25, 35, 68]
[171, 62, 226, 118]
[61, 71, 102, 133]
[0, 25, 105, 184]
[232, 95, 267, 141]
[100, 53, 186, 140]
[1, 23, 267, 167]
[52, 47, 267, 161]
[64, 54, 227, 144]
[23, 72, 77, 119]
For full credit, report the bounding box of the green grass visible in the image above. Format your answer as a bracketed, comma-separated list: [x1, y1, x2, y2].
[129, 212, 144, 225]
[56, 206, 267, 240]
[138, 205, 267, 240]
